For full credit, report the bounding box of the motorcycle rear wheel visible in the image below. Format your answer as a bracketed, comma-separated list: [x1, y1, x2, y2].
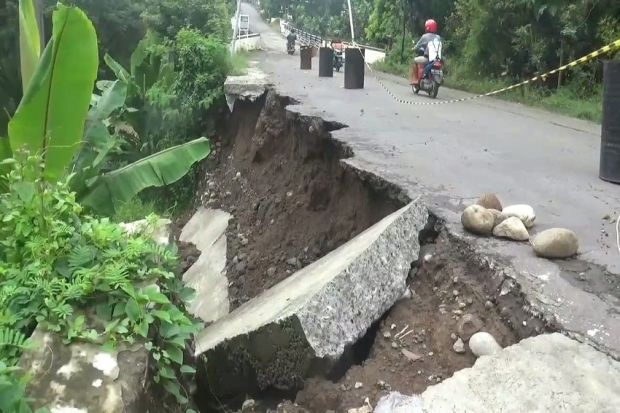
[412, 85, 420, 94]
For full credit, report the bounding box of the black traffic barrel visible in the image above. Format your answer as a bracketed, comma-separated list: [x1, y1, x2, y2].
[319, 47, 334, 77]
[600, 61, 620, 183]
[344, 47, 365, 89]
[300, 46, 312, 70]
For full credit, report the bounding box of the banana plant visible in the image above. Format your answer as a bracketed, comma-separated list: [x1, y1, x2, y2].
[8, 4, 99, 181]
[3, 4, 211, 215]
[18, 0, 42, 92]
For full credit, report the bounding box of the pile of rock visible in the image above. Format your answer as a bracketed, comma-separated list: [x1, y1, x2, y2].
[461, 193, 579, 259]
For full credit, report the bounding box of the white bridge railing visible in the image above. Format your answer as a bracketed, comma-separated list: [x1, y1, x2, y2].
[279, 21, 386, 63]
[281, 21, 322, 47]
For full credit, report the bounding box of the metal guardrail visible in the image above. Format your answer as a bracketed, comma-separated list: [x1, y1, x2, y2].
[280, 21, 385, 54]
[236, 32, 261, 40]
[281, 21, 322, 47]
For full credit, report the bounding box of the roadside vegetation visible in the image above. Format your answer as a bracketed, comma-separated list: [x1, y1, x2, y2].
[262, 0, 620, 122]
[0, 0, 242, 411]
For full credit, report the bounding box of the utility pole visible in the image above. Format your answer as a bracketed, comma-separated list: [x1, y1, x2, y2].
[400, 0, 406, 63]
[346, 0, 355, 43]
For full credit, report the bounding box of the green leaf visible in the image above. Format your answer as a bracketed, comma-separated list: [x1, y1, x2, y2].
[18, 0, 41, 92]
[152, 310, 171, 323]
[178, 286, 197, 303]
[158, 365, 175, 379]
[104, 53, 130, 84]
[136, 320, 149, 338]
[125, 299, 141, 323]
[9, 5, 98, 182]
[12, 181, 35, 202]
[180, 365, 196, 374]
[80, 138, 211, 215]
[89, 79, 127, 122]
[0, 137, 12, 168]
[165, 345, 184, 365]
[143, 285, 170, 304]
[163, 379, 188, 404]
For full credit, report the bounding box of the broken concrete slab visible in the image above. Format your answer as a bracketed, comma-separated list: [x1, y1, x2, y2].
[194, 200, 427, 399]
[374, 333, 620, 413]
[20, 327, 148, 413]
[225, 66, 270, 111]
[180, 207, 232, 323]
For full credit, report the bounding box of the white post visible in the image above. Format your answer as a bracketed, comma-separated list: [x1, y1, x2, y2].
[347, 0, 355, 44]
[231, 0, 242, 54]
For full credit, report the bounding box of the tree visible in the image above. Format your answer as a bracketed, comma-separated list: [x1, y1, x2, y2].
[142, 0, 230, 41]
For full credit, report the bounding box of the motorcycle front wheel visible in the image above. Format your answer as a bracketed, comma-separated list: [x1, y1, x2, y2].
[429, 82, 439, 99]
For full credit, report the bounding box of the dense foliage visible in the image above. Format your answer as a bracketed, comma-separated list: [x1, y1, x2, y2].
[142, 0, 231, 41]
[266, 0, 620, 76]
[0, 154, 201, 410]
[0, 0, 233, 409]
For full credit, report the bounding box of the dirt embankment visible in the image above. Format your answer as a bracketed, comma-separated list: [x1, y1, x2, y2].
[173, 89, 549, 413]
[198, 91, 403, 310]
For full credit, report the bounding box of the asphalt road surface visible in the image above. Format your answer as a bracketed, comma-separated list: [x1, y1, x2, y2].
[240, 3, 620, 357]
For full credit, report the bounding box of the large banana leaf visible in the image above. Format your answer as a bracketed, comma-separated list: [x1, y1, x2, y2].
[90, 79, 127, 122]
[8, 5, 98, 182]
[18, 0, 41, 92]
[0, 137, 12, 182]
[80, 137, 211, 214]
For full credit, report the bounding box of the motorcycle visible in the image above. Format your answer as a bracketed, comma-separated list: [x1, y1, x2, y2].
[411, 43, 444, 98]
[287, 41, 295, 55]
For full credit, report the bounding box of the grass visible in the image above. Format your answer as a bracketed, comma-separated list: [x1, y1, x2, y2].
[229, 50, 251, 76]
[371, 58, 603, 123]
[112, 197, 169, 223]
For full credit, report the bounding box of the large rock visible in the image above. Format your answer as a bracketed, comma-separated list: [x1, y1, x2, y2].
[457, 314, 483, 341]
[468, 332, 502, 357]
[532, 228, 579, 259]
[488, 209, 502, 226]
[476, 193, 502, 211]
[492, 217, 529, 241]
[499, 204, 536, 228]
[180, 207, 232, 323]
[374, 333, 620, 413]
[461, 205, 494, 235]
[20, 327, 148, 412]
[194, 202, 427, 400]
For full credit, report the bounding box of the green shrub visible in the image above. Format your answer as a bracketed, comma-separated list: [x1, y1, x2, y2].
[173, 28, 230, 136]
[0, 153, 201, 406]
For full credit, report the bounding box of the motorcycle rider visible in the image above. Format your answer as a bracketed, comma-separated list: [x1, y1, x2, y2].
[286, 28, 297, 50]
[411, 19, 442, 84]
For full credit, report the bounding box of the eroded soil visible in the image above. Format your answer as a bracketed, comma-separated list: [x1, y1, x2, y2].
[197, 91, 402, 310]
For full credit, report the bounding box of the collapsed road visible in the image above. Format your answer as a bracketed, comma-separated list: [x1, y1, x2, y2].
[239, 2, 620, 357]
[176, 3, 620, 412]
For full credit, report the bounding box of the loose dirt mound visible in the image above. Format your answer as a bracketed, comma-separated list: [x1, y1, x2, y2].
[295, 235, 545, 412]
[198, 91, 403, 309]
